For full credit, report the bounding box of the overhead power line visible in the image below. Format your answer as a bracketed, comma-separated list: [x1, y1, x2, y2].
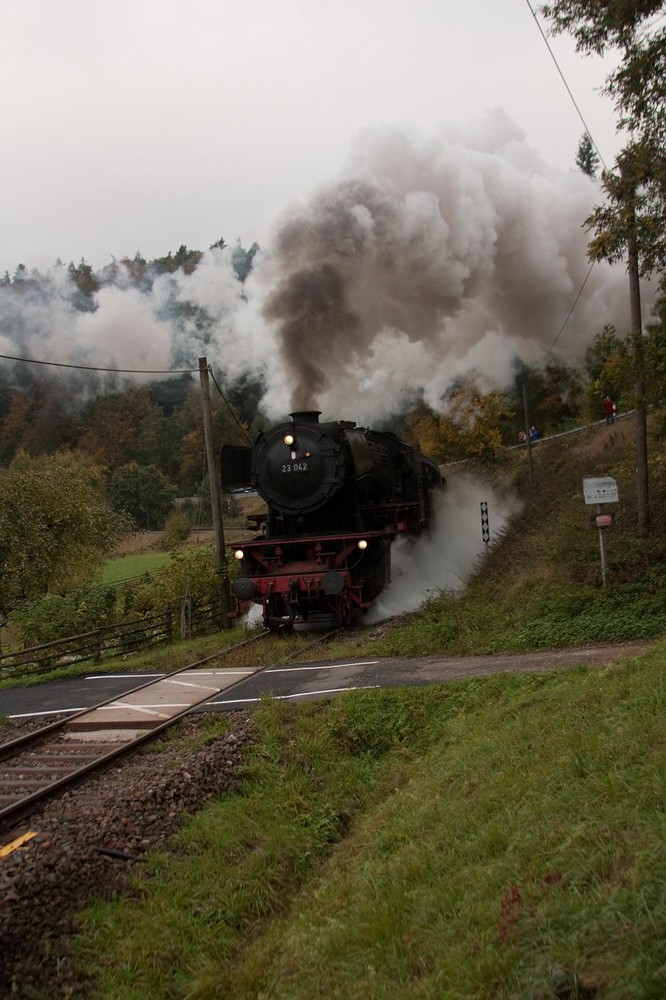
[523, 0, 609, 363]
[543, 262, 595, 362]
[523, 0, 607, 172]
[0, 352, 197, 375]
[208, 366, 253, 444]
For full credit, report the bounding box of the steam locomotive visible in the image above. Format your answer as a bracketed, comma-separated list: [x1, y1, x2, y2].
[222, 411, 443, 630]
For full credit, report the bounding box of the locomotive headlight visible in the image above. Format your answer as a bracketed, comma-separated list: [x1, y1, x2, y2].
[233, 549, 244, 560]
[283, 433, 295, 446]
[358, 539, 368, 550]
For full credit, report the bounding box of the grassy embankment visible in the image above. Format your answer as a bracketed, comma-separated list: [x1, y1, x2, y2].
[57, 419, 666, 997]
[95, 417, 666, 672]
[368, 416, 666, 659]
[69, 643, 665, 999]
[5, 416, 666, 692]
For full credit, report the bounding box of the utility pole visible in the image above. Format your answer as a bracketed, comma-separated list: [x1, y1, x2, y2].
[199, 356, 232, 628]
[627, 225, 649, 537]
[522, 379, 534, 484]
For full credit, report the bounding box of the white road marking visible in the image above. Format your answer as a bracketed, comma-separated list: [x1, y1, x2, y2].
[8, 708, 87, 719]
[98, 703, 192, 708]
[99, 703, 171, 718]
[266, 661, 379, 673]
[206, 684, 380, 705]
[84, 670, 254, 680]
[86, 673, 164, 680]
[187, 670, 255, 676]
[163, 679, 223, 692]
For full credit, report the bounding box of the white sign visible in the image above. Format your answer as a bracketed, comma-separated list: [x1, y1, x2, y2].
[583, 477, 619, 505]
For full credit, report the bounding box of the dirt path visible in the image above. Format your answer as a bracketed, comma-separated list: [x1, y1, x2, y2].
[396, 640, 656, 684]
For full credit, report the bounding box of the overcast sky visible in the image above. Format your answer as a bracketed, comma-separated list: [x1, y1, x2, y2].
[0, 0, 621, 277]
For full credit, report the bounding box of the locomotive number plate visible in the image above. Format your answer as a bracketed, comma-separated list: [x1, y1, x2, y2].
[281, 461, 310, 473]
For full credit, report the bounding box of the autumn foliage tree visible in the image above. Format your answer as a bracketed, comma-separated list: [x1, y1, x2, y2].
[406, 379, 507, 463]
[0, 452, 128, 615]
[77, 388, 159, 470]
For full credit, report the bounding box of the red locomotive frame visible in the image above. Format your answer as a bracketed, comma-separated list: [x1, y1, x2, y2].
[230, 510, 418, 629]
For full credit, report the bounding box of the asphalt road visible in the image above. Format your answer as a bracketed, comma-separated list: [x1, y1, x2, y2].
[1, 640, 653, 722]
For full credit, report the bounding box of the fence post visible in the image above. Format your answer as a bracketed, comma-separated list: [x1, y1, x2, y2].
[93, 629, 102, 663]
[165, 609, 173, 644]
[181, 599, 192, 640]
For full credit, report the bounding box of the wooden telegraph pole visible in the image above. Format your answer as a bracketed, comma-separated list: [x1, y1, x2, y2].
[522, 379, 534, 484]
[199, 356, 232, 628]
[627, 226, 649, 537]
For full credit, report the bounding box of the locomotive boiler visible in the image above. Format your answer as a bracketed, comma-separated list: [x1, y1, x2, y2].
[222, 411, 443, 630]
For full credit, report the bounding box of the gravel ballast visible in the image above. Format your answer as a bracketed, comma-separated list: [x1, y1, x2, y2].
[0, 712, 255, 998]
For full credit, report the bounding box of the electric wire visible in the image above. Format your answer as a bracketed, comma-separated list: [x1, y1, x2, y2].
[523, 0, 608, 364]
[0, 352, 197, 375]
[523, 0, 608, 171]
[543, 262, 595, 363]
[208, 366, 253, 444]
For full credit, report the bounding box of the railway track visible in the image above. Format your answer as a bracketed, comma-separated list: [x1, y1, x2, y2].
[0, 626, 341, 833]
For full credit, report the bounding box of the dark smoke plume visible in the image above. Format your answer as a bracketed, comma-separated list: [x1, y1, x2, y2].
[257, 113, 651, 422]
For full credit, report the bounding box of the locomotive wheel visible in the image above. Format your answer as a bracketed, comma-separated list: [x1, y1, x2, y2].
[338, 593, 353, 626]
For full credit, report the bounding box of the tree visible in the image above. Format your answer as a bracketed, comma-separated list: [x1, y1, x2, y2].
[585, 299, 666, 419]
[68, 259, 100, 312]
[0, 452, 128, 615]
[77, 388, 158, 469]
[540, 0, 664, 537]
[575, 131, 600, 176]
[152, 244, 203, 275]
[507, 361, 584, 439]
[0, 391, 32, 464]
[405, 379, 507, 463]
[541, 0, 666, 278]
[231, 241, 260, 282]
[110, 462, 177, 529]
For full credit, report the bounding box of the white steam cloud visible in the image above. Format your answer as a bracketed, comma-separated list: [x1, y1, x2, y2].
[0, 111, 650, 422]
[365, 471, 522, 623]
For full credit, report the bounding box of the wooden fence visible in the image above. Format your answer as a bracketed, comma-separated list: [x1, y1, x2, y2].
[0, 600, 229, 680]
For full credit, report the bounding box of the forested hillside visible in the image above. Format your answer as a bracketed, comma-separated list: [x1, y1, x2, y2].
[1, 238, 665, 538]
[0, 241, 262, 494]
[3, 241, 666, 464]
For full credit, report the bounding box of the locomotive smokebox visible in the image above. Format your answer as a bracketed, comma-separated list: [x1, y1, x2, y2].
[289, 410, 321, 423]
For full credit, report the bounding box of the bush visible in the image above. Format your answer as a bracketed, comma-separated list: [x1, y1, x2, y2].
[162, 513, 191, 550]
[8, 584, 120, 647]
[132, 547, 235, 614]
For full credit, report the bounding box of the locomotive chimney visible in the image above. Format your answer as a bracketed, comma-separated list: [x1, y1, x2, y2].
[289, 410, 321, 423]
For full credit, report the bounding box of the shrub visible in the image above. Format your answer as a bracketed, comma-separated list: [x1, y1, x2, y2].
[8, 584, 120, 647]
[132, 547, 235, 614]
[162, 513, 191, 550]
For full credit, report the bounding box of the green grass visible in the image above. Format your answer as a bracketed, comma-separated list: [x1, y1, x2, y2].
[99, 552, 172, 585]
[0, 625, 348, 691]
[68, 642, 665, 999]
[367, 574, 666, 659]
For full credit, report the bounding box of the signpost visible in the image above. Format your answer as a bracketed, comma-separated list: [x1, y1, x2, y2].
[583, 477, 619, 505]
[582, 477, 619, 586]
[480, 502, 490, 545]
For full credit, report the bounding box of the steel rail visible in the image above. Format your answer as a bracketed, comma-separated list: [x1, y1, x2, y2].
[0, 630, 271, 831]
[0, 626, 339, 832]
[0, 629, 271, 761]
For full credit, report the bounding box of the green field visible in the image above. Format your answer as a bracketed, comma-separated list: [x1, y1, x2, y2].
[99, 552, 172, 585]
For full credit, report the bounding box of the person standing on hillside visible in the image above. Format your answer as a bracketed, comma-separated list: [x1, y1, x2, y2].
[603, 396, 616, 425]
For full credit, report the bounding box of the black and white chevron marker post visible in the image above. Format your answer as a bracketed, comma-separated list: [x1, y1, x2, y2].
[480, 501, 490, 545]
